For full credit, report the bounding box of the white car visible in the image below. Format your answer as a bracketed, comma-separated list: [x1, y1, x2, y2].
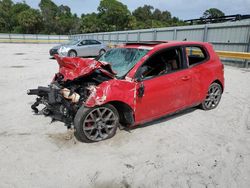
[58, 39, 109, 57]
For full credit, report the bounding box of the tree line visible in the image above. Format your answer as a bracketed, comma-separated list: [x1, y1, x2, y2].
[0, 0, 225, 35]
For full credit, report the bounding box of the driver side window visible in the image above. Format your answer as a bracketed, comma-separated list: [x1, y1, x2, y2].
[137, 48, 182, 80]
[79, 40, 87, 46]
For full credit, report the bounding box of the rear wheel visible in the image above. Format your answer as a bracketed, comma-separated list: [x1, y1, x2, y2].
[68, 50, 77, 57]
[200, 83, 222, 110]
[74, 104, 119, 142]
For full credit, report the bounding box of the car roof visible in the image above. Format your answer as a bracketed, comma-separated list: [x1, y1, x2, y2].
[122, 41, 210, 50]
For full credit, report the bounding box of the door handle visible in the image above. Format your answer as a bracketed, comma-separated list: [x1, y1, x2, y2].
[181, 76, 191, 81]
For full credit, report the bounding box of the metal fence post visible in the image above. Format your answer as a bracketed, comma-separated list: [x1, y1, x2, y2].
[9, 33, 11, 43]
[246, 24, 250, 53]
[23, 34, 25, 43]
[137, 31, 140, 42]
[126, 32, 128, 42]
[173, 28, 177, 40]
[153, 29, 157, 40]
[245, 24, 250, 68]
[116, 33, 119, 44]
[203, 25, 208, 42]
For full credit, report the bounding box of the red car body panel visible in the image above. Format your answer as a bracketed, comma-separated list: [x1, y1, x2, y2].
[54, 41, 224, 126]
[85, 79, 137, 110]
[54, 55, 115, 81]
[134, 68, 193, 123]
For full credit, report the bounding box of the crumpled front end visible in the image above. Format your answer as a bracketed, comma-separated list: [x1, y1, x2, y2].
[27, 85, 81, 127]
[27, 56, 114, 128]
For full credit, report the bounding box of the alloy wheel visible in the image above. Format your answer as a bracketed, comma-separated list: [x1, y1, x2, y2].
[204, 84, 222, 109]
[82, 107, 117, 141]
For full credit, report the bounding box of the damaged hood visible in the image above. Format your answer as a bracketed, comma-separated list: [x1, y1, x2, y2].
[54, 55, 116, 81]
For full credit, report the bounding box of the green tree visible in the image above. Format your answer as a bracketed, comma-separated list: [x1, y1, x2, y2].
[0, 0, 13, 32]
[97, 0, 133, 31]
[80, 13, 102, 33]
[133, 5, 153, 22]
[56, 5, 80, 34]
[169, 16, 186, 26]
[17, 9, 43, 33]
[39, 0, 58, 34]
[202, 8, 225, 19]
[133, 5, 174, 29]
[11, 2, 31, 33]
[161, 10, 172, 22]
[0, 0, 187, 34]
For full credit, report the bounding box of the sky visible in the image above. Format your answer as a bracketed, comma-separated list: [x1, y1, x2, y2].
[13, 0, 250, 20]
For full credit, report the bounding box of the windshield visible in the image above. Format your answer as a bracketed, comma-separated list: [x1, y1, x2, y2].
[64, 40, 79, 45]
[98, 48, 149, 77]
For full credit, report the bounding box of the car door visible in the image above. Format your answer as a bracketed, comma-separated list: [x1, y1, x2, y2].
[184, 45, 210, 106]
[88, 40, 102, 56]
[134, 47, 193, 124]
[76, 40, 90, 56]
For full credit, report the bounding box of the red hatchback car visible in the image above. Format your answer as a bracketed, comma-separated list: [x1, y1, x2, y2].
[28, 41, 224, 142]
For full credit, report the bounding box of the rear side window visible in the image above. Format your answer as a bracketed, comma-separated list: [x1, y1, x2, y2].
[89, 40, 101, 45]
[185, 46, 208, 66]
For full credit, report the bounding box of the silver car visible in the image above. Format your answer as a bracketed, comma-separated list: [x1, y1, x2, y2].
[57, 39, 108, 57]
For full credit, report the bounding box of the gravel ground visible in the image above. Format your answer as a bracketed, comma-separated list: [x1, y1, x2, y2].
[0, 43, 250, 188]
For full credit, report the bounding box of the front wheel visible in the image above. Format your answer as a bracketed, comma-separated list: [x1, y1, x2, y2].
[200, 83, 222, 110]
[68, 50, 77, 57]
[74, 104, 119, 143]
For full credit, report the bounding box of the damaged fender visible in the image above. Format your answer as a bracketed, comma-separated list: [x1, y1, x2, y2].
[85, 79, 137, 115]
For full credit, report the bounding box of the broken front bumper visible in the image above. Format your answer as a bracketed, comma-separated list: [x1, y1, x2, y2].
[27, 86, 77, 127]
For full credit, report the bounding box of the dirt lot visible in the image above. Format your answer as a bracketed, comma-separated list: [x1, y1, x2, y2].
[0, 43, 250, 188]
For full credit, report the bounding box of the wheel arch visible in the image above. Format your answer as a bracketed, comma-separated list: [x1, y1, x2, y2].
[68, 49, 77, 56]
[212, 79, 224, 93]
[108, 101, 135, 127]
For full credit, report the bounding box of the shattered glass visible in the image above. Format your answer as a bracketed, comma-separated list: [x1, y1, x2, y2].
[98, 48, 149, 77]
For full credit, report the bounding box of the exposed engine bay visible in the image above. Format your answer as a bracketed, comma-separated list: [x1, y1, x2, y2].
[27, 55, 114, 128]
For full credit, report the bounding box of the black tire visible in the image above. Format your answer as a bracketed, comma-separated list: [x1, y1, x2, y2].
[68, 50, 77, 57]
[200, 83, 222, 110]
[74, 104, 119, 143]
[99, 49, 106, 56]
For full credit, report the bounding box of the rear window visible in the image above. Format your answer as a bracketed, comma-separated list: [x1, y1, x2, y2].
[186, 46, 208, 66]
[89, 40, 101, 45]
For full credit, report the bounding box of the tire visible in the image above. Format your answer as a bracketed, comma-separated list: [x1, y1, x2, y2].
[99, 49, 106, 56]
[68, 50, 77, 57]
[200, 83, 222, 110]
[74, 104, 119, 143]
